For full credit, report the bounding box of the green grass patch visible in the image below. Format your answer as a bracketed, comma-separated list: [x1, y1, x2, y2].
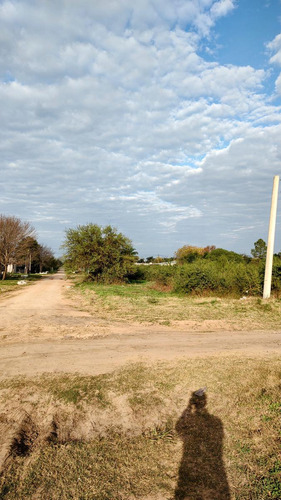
[0, 280, 19, 288]
[77, 280, 167, 298]
[43, 373, 111, 408]
[0, 280, 22, 295]
[0, 274, 42, 295]
[5, 274, 42, 281]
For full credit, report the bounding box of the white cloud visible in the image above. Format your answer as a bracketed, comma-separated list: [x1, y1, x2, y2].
[267, 33, 281, 95]
[267, 33, 281, 66]
[210, 0, 235, 19]
[0, 1, 280, 256]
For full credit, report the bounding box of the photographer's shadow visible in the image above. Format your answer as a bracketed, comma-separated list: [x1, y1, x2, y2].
[175, 390, 230, 500]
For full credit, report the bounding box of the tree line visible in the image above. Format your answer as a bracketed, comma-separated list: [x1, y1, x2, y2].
[3, 215, 279, 296]
[62, 223, 281, 296]
[0, 215, 60, 280]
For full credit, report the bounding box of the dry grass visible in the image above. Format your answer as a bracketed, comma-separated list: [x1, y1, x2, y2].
[0, 356, 280, 499]
[69, 280, 281, 330]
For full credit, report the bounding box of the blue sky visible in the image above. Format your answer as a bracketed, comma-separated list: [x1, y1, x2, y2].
[214, 1, 280, 66]
[1, 0, 281, 258]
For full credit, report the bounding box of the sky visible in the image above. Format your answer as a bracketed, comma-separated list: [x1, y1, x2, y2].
[1, 0, 281, 258]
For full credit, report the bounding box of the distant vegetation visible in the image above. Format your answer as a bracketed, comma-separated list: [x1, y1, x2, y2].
[137, 240, 281, 297]
[2, 212, 275, 297]
[0, 214, 60, 280]
[62, 221, 281, 297]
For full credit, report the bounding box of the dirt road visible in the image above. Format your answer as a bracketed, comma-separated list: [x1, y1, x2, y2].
[0, 271, 280, 378]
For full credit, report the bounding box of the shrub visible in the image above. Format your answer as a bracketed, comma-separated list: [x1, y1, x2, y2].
[173, 260, 262, 296]
[232, 262, 261, 295]
[139, 264, 175, 287]
[174, 261, 220, 295]
[271, 257, 281, 294]
[204, 248, 244, 263]
[175, 245, 215, 264]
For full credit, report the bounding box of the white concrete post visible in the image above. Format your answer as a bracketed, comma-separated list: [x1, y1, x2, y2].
[263, 175, 279, 299]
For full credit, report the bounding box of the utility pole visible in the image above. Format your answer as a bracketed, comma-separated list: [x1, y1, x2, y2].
[263, 175, 279, 299]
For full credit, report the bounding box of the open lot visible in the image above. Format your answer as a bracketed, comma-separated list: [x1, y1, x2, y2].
[0, 272, 280, 498]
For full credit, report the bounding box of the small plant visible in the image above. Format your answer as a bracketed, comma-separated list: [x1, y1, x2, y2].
[147, 297, 159, 304]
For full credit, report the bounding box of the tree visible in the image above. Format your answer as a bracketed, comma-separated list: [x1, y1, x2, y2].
[0, 215, 35, 280]
[205, 248, 244, 263]
[62, 224, 137, 282]
[175, 245, 216, 264]
[251, 239, 267, 260]
[14, 237, 60, 273]
[146, 256, 155, 263]
[37, 244, 54, 272]
[17, 236, 40, 273]
[154, 256, 164, 263]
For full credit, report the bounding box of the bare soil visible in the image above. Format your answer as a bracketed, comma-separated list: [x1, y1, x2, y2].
[0, 271, 280, 379]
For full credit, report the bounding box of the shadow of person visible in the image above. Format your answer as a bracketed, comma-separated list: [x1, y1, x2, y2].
[174, 390, 230, 500]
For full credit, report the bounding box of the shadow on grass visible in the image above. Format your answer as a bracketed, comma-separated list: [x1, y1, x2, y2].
[175, 391, 230, 500]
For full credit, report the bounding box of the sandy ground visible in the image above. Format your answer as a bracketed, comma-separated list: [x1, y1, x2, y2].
[0, 271, 280, 378]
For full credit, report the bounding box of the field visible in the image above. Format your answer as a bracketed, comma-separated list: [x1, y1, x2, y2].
[70, 279, 281, 331]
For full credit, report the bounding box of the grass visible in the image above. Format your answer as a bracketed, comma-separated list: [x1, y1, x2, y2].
[0, 274, 42, 295]
[1, 433, 177, 500]
[0, 356, 280, 499]
[69, 279, 281, 330]
[0, 281, 21, 294]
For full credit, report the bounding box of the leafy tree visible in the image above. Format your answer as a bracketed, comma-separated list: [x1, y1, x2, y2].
[251, 239, 267, 260]
[62, 224, 137, 282]
[175, 245, 215, 264]
[154, 256, 164, 263]
[17, 236, 40, 273]
[176, 246, 201, 264]
[205, 248, 244, 263]
[0, 215, 35, 280]
[146, 256, 155, 263]
[16, 238, 59, 273]
[37, 244, 58, 273]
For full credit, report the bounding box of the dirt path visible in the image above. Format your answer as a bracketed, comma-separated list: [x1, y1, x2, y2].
[0, 271, 280, 378]
[0, 270, 104, 343]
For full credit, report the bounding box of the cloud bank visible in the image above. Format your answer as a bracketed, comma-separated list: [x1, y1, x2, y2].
[1, 0, 281, 256]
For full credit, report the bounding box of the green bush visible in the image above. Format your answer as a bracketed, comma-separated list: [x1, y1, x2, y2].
[271, 257, 281, 294]
[136, 256, 281, 297]
[173, 260, 262, 296]
[204, 248, 245, 263]
[62, 224, 137, 283]
[138, 264, 175, 287]
[231, 262, 261, 295]
[174, 261, 220, 294]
